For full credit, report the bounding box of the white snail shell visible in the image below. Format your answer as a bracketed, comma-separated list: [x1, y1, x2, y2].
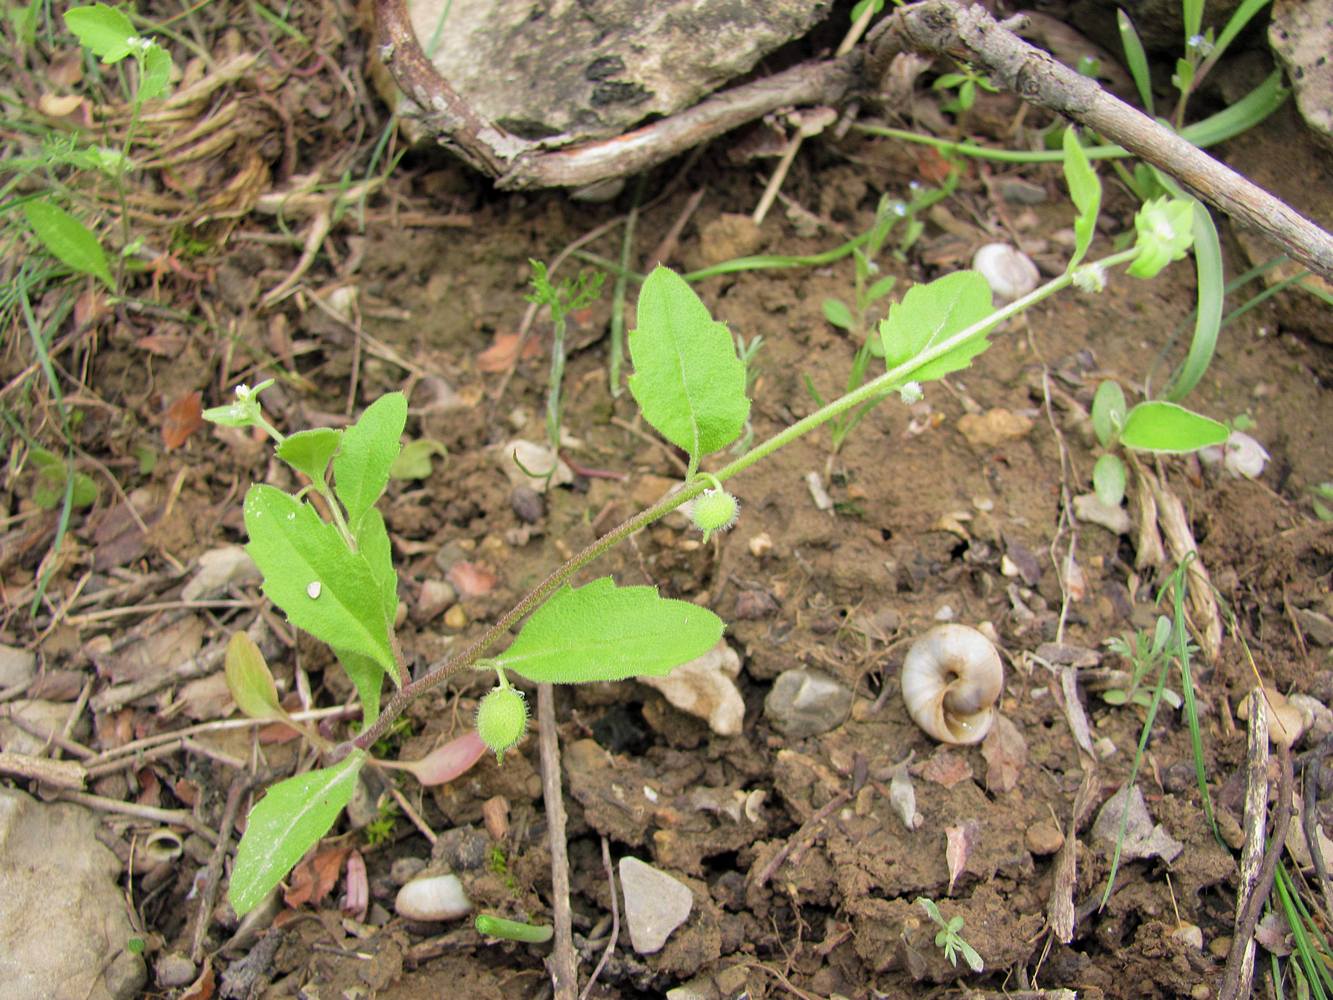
[901, 624, 1004, 745]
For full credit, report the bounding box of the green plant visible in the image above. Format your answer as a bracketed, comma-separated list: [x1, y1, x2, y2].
[362, 799, 400, 848]
[475, 914, 554, 943]
[916, 897, 984, 972]
[1103, 615, 1186, 711]
[1089, 376, 1232, 509]
[810, 175, 957, 455]
[932, 62, 999, 115]
[525, 259, 605, 472]
[211, 136, 1202, 917]
[1312, 482, 1333, 521]
[1100, 556, 1216, 908]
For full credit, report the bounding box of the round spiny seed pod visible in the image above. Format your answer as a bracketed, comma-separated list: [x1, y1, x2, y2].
[476, 685, 528, 761]
[691, 488, 739, 542]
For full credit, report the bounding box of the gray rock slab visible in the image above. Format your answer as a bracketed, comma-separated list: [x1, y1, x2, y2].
[619, 856, 693, 954]
[406, 0, 831, 145]
[0, 644, 35, 688]
[764, 668, 853, 738]
[0, 788, 145, 999]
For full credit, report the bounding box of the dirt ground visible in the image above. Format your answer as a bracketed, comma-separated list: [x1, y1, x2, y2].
[2, 3, 1332, 999]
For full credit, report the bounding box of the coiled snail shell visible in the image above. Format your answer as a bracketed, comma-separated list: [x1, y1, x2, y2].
[901, 624, 1004, 745]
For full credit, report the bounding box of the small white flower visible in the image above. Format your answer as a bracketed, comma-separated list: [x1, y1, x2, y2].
[899, 382, 924, 404]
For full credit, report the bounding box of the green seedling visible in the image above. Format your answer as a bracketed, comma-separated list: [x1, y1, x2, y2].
[1101, 556, 1216, 908]
[917, 897, 984, 973]
[211, 144, 1200, 917]
[932, 62, 999, 115]
[475, 914, 554, 944]
[1089, 376, 1231, 509]
[810, 176, 957, 456]
[362, 799, 400, 848]
[1103, 615, 1186, 711]
[26, 445, 98, 510]
[526, 259, 605, 471]
[1313, 482, 1333, 522]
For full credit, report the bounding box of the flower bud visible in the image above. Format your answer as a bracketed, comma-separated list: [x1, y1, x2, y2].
[691, 488, 739, 542]
[476, 685, 528, 761]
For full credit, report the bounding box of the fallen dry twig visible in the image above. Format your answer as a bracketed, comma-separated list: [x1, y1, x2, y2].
[866, 1, 1333, 279]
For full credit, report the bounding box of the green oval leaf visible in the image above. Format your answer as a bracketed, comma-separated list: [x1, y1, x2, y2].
[63, 3, 135, 63]
[1091, 380, 1126, 447]
[877, 270, 994, 381]
[333, 392, 406, 531]
[389, 438, 447, 480]
[1093, 453, 1127, 508]
[822, 298, 854, 330]
[276, 428, 342, 484]
[628, 266, 750, 465]
[23, 199, 113, 288]
[1062, 127, 1101, 270]
[138, 43, 173, 101]
[224, 631, 285, 721]
[228, 750, 366, 916]
[494, 576, 725, 684]
[243, 484, 396, 674]
[1119, 401, 1228, 453]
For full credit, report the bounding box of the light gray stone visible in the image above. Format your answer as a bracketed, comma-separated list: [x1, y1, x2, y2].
[764, 668, 853, 739]
[406, 0, 832, 146]
[639, 641, 744, 736]
[619, 856, 693, 954]
[0, 788, 145, 999]
[1270, 0, 1333, 151]
[0, 644, 35, 688]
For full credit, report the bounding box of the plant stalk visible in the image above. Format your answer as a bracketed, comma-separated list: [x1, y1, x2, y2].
[347, 245, 1140, 753]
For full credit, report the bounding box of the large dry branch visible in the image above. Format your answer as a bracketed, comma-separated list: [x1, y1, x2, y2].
[868, 1, 1333, 278]
[375, 0, 1333, 279]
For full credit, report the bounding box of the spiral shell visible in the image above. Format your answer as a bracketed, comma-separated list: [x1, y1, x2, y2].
[901, 624, 1004, 744]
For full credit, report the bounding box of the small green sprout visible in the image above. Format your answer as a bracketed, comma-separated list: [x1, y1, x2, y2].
[1104, 615, 1185, 711]
[475, 914, 553, 943]
[917, 897, 984, 973]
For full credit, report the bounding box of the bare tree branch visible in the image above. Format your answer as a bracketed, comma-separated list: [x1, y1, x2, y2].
[868, 1, 1333, 279]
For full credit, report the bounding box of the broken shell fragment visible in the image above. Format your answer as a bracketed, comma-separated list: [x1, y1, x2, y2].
[901, 624, 1004, 745]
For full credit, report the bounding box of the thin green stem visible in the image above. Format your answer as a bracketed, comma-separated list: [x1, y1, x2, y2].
[346, 244, 1141, 753]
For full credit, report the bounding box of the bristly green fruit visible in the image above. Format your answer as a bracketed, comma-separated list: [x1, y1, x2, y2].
[691, 488, 739, 542]
[476, 685, 528, 760]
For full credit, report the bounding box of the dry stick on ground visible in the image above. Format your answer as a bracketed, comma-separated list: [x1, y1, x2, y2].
[189, 773, 253, 962]
[865, 0, 1333, 280]
[537, 683, 577, 1000]
[1221, 697, 1292, 1000]
[579, 836, 619, 1000]
[1301, 736, 1333, 923]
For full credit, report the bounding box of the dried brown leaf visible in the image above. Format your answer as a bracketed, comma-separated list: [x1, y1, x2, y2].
[162, 391, 204, 450]
[285, 845, 351, 908]
[945, 819, 980, 894]
[981, 713, 1027, 793]
[917, 750, 973, 788]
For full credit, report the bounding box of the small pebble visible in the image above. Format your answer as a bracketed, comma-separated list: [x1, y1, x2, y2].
[511, 486, 544, 523]
[748, 533, 773, 558]
[619, 857, 694, 954]
[415, 579, 456, 622]
[1171, 922, 1204, 950]
[764, 668, 853, 739]
[155, 953, 196, 989]
[389, 857, 427, 886]
[1024, 820, 1065, 856]
[395, 872, 471, 922]
[973, 243, 1040, 303]
[444, 605, 468, 630]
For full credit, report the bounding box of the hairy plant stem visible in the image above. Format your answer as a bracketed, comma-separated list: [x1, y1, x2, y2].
[346, 246, 1140, 753]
